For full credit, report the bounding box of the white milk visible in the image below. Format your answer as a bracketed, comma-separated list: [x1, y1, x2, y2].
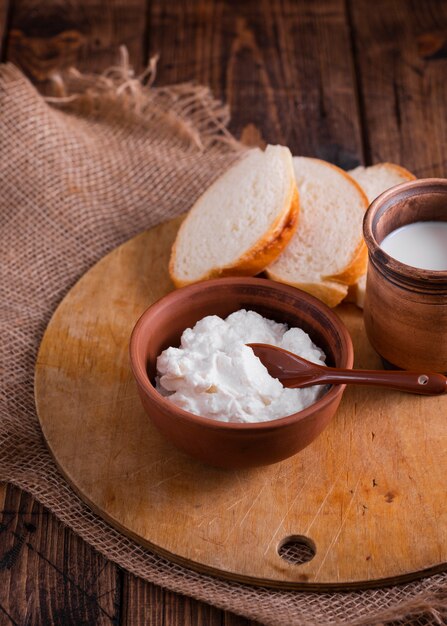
[380, 221, 447, 271]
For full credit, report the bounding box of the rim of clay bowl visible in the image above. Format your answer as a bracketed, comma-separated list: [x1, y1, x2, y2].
[129, 277, 354, 431]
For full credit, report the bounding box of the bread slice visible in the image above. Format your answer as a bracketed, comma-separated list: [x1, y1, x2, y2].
[349, 163, 416, 205]
[266, 157, 369, 307]
[169, 145, 299, 288]
[347, 163, 416, 307]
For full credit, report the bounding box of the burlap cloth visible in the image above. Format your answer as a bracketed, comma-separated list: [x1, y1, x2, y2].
[1, 52, 446, 626]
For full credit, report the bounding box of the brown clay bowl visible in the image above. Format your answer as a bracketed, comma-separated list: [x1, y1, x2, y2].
[129, 277, 353, 469]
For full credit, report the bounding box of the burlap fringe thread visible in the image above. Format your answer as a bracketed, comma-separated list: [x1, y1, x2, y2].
[1, 50, 447, 626]
[45, 45, 241, 152]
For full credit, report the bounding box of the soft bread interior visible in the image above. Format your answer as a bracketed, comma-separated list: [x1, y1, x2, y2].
[266, 157, 368, 306]
[170, 145, 297, 286]
[349, 163, 416, 205]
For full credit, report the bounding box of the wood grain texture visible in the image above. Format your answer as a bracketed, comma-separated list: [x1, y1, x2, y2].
[0, 486, 5, 513]
[121, 576, 164, 626]
[34, 216, 447, 589]
[0, 0, 9, 59]
[348, 0, 447, 176]
[121, 569, 260, 626]
[148, 0, 364, 167]
[0, 486, 120, 626]
[5, 0, 147, 92]
[162, 592, 227, 626]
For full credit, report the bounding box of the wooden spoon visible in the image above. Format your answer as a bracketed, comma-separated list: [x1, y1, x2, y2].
[248, 343, 447, 395]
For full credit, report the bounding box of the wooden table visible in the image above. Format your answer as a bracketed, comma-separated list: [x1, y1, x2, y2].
[0, 1, 445, 624]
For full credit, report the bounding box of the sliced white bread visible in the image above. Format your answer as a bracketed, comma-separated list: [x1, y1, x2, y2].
[169, 145, 299, 288]
[349, 163, 416, 205]
[266, 157, 369, 307]
[347, 163, 416, 307]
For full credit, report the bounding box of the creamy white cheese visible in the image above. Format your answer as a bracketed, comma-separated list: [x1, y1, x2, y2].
[156, 309, 327, 423]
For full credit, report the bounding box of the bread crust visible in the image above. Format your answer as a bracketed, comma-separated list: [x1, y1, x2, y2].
[351, 162, 416, 184]
[384, 163, 416, 181]
[324, 238, 368, 286]
[265, 272, 348, 308]
[321, 165, 369, 285]
[170, 183, 299, 288]
[341, 163, 415, 297]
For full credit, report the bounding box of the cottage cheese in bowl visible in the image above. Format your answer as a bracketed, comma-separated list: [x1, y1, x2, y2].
[156, 309, 327, 423]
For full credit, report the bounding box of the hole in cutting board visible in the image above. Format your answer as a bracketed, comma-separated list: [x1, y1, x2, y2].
[278, 535, 316, 565]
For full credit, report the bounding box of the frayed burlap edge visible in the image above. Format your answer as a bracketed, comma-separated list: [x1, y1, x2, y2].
[45, 46, 241, 153]
[1, 51, 446, 626]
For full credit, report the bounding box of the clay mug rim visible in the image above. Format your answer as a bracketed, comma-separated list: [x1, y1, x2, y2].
[363, 178, 447, 283]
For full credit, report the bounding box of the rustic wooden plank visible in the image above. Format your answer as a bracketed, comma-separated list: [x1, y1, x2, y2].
[121, 575, 164, 626]
[0, 486, 120, 625]
[5, 0, 147, 92]
[137, 584, 225, 626]
[148, 0, 364, 168]
[0, 485, 5, 513]
[223, 613, 262, 626]
[0, 0, 9, 59]
[122, 572, 261, 625]
[348, 0, 447, 177]
[162, 590, 223, 626]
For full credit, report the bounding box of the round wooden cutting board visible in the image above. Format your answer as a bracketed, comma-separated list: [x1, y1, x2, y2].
[35, 216, 447, 589]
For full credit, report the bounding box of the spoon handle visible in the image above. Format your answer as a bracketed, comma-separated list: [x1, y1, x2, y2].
[287, 368, 447, 395]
